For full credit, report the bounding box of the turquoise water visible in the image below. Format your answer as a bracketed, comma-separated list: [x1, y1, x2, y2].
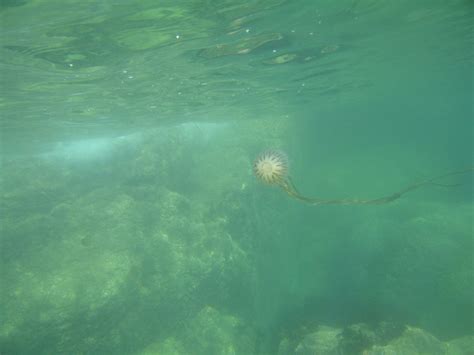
[1, 1, 472, 354]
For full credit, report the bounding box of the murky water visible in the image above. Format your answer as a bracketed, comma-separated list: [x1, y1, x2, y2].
[1, 1, 472, 354]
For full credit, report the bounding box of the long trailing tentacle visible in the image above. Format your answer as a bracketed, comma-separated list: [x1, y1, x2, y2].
[277, 167, 473, 206]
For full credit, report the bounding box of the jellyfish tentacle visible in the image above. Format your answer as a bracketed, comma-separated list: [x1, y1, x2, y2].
[278, 177, 320, 203]
[276, 167, 474, 206]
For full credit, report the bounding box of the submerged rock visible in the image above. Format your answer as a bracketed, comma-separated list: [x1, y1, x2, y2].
[0, 143, 253, 354]
[279, 322, 471, 355]
[366, 326, 448, 355]
[141, 306, 256, 354]
[340, 323, 377, 354]
[183, 306, 256, 355]
[294, 326, 342, 355]
[446, 336, 474, 355]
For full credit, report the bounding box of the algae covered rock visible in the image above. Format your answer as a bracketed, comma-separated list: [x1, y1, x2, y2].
[140, 306, 256, 355]
[0, 187, 140, 353]
[141, 336, 187, 355]
[0, 239, 135, 353]
[446, 336, 474, 355]
[294, 326, 342, 355]
[366, 326, 448, 355]
[339, 323, 377, 354]
[183, 306, 256, 355]
[0, 140, 254, 354]
[277, 322, 463, 355]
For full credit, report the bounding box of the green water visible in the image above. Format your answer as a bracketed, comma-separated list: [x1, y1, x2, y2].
[1, 1, 472, 354]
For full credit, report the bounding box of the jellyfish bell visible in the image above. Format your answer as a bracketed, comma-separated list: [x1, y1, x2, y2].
[253, 150, 289, 185]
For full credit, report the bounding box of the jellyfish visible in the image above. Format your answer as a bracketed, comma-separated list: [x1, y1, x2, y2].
[253, 149, 473, 205]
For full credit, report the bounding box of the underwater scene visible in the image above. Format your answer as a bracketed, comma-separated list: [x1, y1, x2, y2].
[0, 0, 473, 354]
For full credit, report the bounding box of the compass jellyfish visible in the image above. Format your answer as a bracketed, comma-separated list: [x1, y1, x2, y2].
[253, 149, 473, 206]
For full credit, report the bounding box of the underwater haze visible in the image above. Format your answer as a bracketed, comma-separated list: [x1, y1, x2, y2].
[1, 0, 473, 354]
